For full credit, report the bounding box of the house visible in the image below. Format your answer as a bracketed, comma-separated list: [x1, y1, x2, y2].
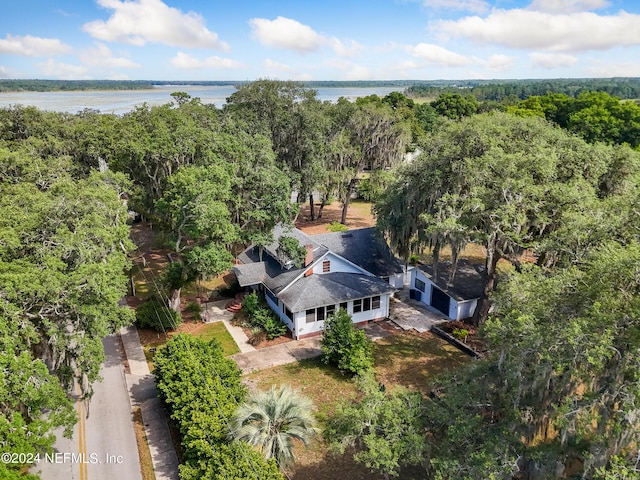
[233, 225, 402, 339]
[410, 260, 484, 321]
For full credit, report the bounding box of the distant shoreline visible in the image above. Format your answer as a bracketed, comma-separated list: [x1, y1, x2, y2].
[0, 79, 425, 93]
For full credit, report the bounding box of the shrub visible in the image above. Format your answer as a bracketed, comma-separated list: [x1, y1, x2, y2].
[248, 328, 267, 347]
[242, 291, 260, 316]
[185, 301, 202, 315]
[408, 254, 420, 265]
[326, 221, 349, 232]
[452, 328, 469, 342]
[135, 296, 182, 331]
[242, 293, 288, 339]
[251, 307, 287, 339]
[321, 309, 374, 375]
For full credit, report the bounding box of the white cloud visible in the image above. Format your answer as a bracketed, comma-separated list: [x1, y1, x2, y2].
[423, 0, 489, 14]
[329, 38, 364, 58]
[250, 16, 323, 53]
[37, 59, 91, 79]
[170, 52, 243, 69]
[0, 34, 71, 57]
[83, 0, 229, 50]
[474, 54, 517, 72]
[410, 43, 472, 66]
[530, 52, 578, 68]
[80, 43, 140, 68]
[249, 16, 362, 57]
[436, 9, 640, 52]
[527, 0, 610, 14]
[0, 65, 11, 78]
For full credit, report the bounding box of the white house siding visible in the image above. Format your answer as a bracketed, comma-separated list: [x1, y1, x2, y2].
[310, 252, 364, 275]
[293, 293, 391, 339]
[264, 291, 295, 331]
[456, 299, 478, 321]
[411, 268, 432, 305]
[388, 272, 404, 289]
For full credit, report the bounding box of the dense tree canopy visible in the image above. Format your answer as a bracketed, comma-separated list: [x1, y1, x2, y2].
[375, 111, 640, 325]
[420, 241, 640, 479]
[3, 78, 640, 480]
[509, 91, 640, 148]
[0, 146, 133, 477]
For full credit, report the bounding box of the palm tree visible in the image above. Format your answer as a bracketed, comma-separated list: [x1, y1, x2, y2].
[229, 384, 318, 468]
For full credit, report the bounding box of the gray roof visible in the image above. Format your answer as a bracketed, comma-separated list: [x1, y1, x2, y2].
[263, 223, 325, 267]
[235, 247, 309, 293]
[312, 227, 403, 277]
[278, 272, 396, 312]
[418, 260, 485, 301]
[233, 224, 399, 310]
[234, 223, 328, 293]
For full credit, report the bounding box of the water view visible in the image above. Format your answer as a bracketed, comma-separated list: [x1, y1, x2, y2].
[0, 84, 404, 114]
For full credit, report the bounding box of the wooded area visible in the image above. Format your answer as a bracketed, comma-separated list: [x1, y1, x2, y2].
[1, 79, 639, 479]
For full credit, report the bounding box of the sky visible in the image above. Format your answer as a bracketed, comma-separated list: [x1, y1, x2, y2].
[1, 0, 640, 81]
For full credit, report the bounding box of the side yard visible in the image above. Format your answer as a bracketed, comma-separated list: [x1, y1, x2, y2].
[246, 330, 469, 480]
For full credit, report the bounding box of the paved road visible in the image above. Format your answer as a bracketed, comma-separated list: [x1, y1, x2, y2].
[35, 335, 141, 480]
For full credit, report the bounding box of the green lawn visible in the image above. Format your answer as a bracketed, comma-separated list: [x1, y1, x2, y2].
[193, 322, 240, 356]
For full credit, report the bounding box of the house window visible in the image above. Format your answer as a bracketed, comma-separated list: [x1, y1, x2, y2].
[317, 306, 326, 322]
[284, 306, 292, 321]
[372, 296, 380, 309]
[340, 302, 348, 312]
[382, 276, 390, 283]
[322, 260, 330, 273]
[415, 278, 426, 292]
[326, 304, 336, 318]
[306, 309, 316, 323]
[363, 297, 371, 312]
[353, 299, 362, 313]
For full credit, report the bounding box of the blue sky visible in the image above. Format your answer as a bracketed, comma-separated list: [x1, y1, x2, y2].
[1, 0, 640, 80]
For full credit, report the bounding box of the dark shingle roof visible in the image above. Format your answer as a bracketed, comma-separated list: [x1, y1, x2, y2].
[234, 224, 399, 309]
[278, 272, 396, 312]
[263, 223, 326, 267]
[312, 227, 403, 277]
[418, 260, 484, 301]
[234, 224, 328, 293]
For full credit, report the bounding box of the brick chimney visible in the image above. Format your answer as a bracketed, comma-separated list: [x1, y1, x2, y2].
[304, 244, 314, 267]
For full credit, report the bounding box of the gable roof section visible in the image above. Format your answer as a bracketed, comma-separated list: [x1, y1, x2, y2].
[418, 259, 484, 301]
[234, 223, 328, 293]
[278, 272, 396, 312]
[312, 227, 403, 277]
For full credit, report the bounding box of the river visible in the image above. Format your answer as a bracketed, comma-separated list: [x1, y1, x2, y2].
[0, 85, 404, 115]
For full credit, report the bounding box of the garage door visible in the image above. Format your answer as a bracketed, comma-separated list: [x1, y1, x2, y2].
[431, 286, 450, 317]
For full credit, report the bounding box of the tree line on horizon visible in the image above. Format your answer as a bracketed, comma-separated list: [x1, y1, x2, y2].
[0, 79, 639, 479]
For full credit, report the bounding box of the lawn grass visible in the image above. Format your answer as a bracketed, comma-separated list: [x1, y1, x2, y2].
[373, 331, 469, 396]
[132, 406, 156, 480]
[142, 338, 166, 372]
[246, 331, 469, 480]
[193, 322, 240, 356]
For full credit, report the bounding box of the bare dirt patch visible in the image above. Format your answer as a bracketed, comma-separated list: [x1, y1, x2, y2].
[296, 200, 375, 235]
